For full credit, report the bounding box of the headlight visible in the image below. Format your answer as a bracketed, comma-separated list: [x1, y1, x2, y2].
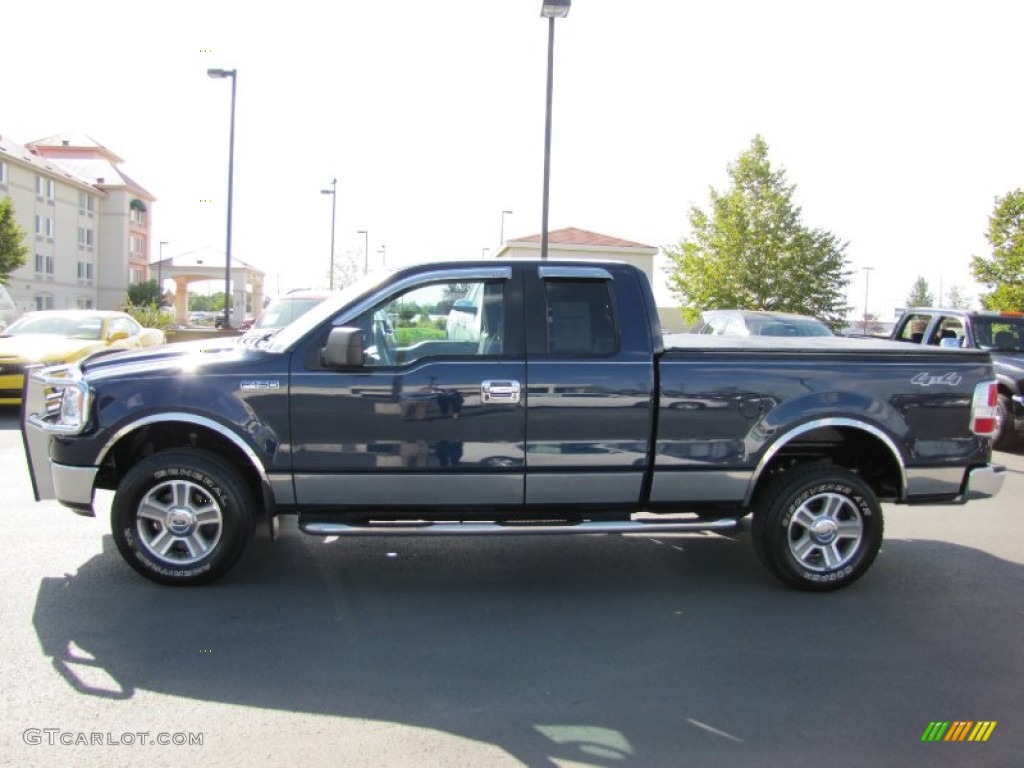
[59, 380, 91, 432]
[26, 366, 92, 435]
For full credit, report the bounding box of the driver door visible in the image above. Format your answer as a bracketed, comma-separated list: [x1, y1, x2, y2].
[288, 266, 526, 511]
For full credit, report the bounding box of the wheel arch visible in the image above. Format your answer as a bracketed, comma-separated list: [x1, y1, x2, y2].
[95, 413, 276, 522]
[745, 418, 906, 506]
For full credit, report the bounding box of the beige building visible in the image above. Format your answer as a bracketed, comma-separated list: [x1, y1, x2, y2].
[494, 227, 686, 333]
[0, 132, 154, 313]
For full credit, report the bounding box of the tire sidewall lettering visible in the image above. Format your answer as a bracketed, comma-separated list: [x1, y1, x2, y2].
[775, 476, 879, 585]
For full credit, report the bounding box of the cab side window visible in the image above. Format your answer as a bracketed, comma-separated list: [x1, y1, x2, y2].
[351, 280, 505, 367]
[929, 317, 964, 346]
[544, 279, 617, 356]
[897, 313, 932, 343]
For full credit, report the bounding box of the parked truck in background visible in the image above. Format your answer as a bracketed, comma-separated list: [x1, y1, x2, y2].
[891, 307, 1024, 448]
[23, 261, 1004, 591]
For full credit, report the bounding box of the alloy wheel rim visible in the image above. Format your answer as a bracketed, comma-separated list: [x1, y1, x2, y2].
[136, 479, 224, 565]
[787, 491, 864, 572]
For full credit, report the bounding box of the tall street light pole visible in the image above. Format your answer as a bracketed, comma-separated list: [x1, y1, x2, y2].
[158, 240, 168, 306]
[207, 67, 237, 328]
[862, 266, 874, 334]
[539, 0, 570, 260]
[321, 179, 337, 289]
[500, 210, 513, 246]
[357, 230, 369, 276]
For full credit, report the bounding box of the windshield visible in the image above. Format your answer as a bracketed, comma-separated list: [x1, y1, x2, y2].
[265, 271, 393, 351]
[973, 316, 1024, 352]
[4, 314, 104, 339]
[253, 296, 327, 330]
[746, 316, 833, 337]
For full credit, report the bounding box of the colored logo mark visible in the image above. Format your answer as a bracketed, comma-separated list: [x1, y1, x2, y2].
[921, 721, 997, 742]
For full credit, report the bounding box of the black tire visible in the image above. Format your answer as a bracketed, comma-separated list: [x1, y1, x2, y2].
[111, 450, 254, 585]
[993, 394, 1016, 450]
[751, 464, 883, 591]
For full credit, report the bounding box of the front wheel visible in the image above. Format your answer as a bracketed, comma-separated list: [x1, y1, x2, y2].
[752, 465, 883, 591]
[111, 450, 254, 585]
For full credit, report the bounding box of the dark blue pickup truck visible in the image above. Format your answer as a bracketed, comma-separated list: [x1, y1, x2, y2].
[22, 261, 1005, 590]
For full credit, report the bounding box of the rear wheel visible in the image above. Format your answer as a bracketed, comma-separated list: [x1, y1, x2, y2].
[111, 450, 254, 585]
[752, 465, 883, 591]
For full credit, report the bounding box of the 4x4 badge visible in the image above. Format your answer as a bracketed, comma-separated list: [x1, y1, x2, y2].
[911, 372, 962, 387]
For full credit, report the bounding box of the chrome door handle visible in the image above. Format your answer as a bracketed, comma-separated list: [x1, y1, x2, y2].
[481, 380, 521, 404]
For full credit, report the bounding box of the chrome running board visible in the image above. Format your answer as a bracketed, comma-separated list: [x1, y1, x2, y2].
[299, 516, 738, 536]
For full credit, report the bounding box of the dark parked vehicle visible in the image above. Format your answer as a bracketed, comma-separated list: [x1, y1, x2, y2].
[240, 290, 332, 336]
[892, 307, 1024, 448]
[23, 261, 1003, 591]
[693, 309, 834, 337]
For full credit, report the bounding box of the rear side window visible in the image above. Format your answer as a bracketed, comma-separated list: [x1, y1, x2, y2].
[544, 280, 617, 356]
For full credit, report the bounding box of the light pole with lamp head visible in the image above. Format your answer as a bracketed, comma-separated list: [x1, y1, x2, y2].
[357, 230, 369, 276]
[500, 210, 513, 246]
[158, 240, 168, 306]
[862, 266, 874, 334]
[207, 67, 237, 328]
[321, 179, 337, 289]
[539, 0, 570, 260]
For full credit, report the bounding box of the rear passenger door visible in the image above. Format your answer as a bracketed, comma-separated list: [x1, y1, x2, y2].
[523, 265, 655, 508]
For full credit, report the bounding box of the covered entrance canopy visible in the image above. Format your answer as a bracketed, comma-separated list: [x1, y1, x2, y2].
[150, 246, 265, 326]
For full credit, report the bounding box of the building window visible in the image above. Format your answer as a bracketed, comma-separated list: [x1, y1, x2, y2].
[77, 297, 94, 309]
[0, 161, 7, 186]
[129, 267, 145, 284]
[77, 261, 94, 282]
[77, 227, 94, 248]
[78, 190, 95, 213]
[130, 207, 147, 226]
[35, 294, 55, 311]
[34, 216, 54, 238]
[130, 235, 144, 256]
[35, 253, 55, 276]
[35, 175, 54, 200]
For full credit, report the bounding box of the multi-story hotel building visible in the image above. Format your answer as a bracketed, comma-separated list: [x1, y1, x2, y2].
[0, 131, 154, 313]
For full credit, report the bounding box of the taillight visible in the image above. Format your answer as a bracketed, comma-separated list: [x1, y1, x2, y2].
[971, 381, 999, 436]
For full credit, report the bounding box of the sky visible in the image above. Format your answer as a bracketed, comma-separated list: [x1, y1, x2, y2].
[3, 0, 1022, 320]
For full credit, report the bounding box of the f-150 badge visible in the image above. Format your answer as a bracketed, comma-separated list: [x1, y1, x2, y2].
[240, 380, 281, 391]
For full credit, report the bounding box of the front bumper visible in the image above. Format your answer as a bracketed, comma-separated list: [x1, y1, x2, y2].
[20, 365, 98, 513]
[0, 372, 24, 404]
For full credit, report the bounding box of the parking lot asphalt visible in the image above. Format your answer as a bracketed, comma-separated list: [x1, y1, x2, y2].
[1, 405, 1021, 767]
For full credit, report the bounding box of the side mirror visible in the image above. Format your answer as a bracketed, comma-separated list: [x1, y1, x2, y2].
[939, 337, 962, 348]
[451, 299, 478, 315]
[107, 331, 130, 343]
[321, 327, 364, 368]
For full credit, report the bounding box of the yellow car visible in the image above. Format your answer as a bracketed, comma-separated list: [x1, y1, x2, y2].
[0, 310, 165, 405]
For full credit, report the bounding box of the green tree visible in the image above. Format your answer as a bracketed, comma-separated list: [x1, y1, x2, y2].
[330, 250, 362, 291]
[945, 284, 970, 309]
[664, 136, 850, 328]
[0, 197, 29, 282]
[905, 277, 934, 307]
[126, 279, 161, 307]
[971, 188, 1024, 310]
